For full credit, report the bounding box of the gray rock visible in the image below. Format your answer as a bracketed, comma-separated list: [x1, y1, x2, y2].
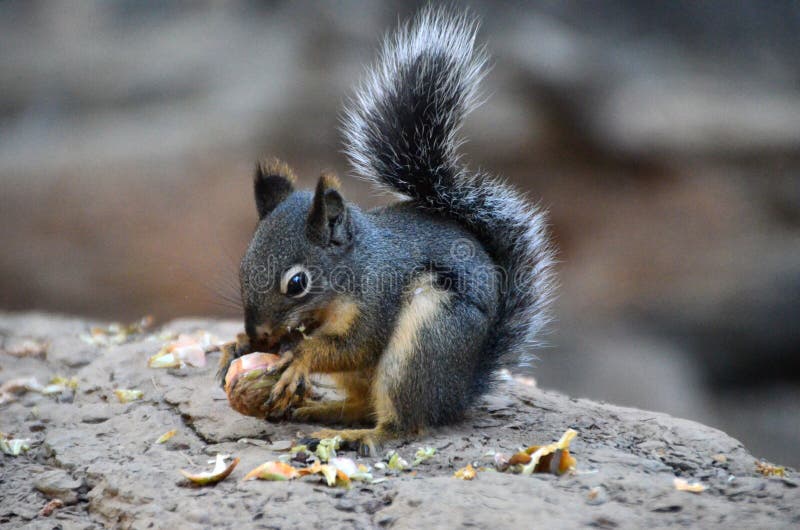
[33, 469, 83, 505]
[0, 314, 797, 528]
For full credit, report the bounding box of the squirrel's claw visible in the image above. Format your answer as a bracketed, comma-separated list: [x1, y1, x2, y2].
[265, 358, 308, 418]
[268, 350, 294, 374]
[296, 436, 321, 451]
[310, 428, 383, 457]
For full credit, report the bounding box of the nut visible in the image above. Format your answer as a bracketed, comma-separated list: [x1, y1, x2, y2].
[224, 353, 281, 417]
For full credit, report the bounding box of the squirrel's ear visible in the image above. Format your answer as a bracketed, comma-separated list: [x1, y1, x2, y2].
[307, 172, 352, 247]
[254, 158, 295, 219]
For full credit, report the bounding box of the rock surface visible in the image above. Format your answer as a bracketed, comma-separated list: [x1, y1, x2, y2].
[0, 313, 797, 529]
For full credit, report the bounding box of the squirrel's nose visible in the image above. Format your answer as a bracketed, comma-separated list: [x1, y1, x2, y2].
[246, 322, 283, 352]
[245, 310, 272, 339]
[245, 321, 271, 340]
[255, 323, 272, 338]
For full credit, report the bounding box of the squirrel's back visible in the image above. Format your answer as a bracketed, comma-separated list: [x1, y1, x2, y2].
[342, 7, 555, 378]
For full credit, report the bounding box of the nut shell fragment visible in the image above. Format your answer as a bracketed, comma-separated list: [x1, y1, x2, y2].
[454, 463, 477, 480]
[155, 429, 177, 444]
[520, 429, 577, 475]
[114, 389, 143, 403]
[299, 461, 349, 487]
[244, 461, 300, 481]
[181, 454, 239, 485]
[673, 477, 706, 493]
[755, 460, 786, 477]
[149, 332, 216, 368]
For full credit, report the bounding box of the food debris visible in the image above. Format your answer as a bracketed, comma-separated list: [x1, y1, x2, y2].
[181, 454, 239, 485]
[673, 477, 706, 493]
[244, 461, 300, 481]
[0, 376, 44, 404]
[0, 432, 31, 456]
[0, 376, 44, 393]
[0, 374, 80, 404]
[39, 499, 64, 517]
[315, 436, 342, 463]
[493, 452, 510, 471]
[244, 452, 371, 488]
[387, 451, 409, 471]
[2, 339, 48, 358]
[80, 315, 154, 347]
[148, 332, 219, 369]
[508, 452, 532, 465]
[155, 429, 177, 444]
[454, 463, 477, 480]
[114, 389, 143, 403]
[412, 447, 436, 466]
[329, 457, 359, 478]
[285, 451, 308, 464]
[224, 352, 282, 418]
[329, 458, 374, 484]
[0, 375, 78, 404]
[244, 460, 350, 486]
[350, 462, 374, 483]
[309, 463, 342, 487]
[712, 454, 728, 464]
[517, 428, 578, 475]
[300, 461, 350, 487]
[41, 376, 78, 395]
[755, 460, 787, 477]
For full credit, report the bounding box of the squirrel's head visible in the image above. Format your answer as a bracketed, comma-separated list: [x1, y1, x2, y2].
[239, 159, 355, 350]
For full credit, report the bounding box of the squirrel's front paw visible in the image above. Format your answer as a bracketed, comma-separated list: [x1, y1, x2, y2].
[216, 334, 253, 387]
[265, 357, 309, 419]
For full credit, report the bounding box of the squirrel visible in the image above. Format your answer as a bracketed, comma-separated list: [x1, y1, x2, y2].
[219, 7, 554, 455]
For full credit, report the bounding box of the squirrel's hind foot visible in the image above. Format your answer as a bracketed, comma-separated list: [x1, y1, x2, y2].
[310, 427, 391, 457]
[291, 400, 373, 426]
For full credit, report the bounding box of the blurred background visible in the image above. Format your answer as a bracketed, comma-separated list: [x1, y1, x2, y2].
[1, 1, 798, 466]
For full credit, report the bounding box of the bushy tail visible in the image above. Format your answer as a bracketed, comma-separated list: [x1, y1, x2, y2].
[342, 7, 555, 375]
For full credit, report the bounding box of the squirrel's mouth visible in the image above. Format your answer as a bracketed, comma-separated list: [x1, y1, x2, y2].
[254, 319, 320, 354]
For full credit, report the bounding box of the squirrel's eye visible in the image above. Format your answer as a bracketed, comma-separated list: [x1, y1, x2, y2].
[287, 272, 308, 297]
[281, 265, 311, 299]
